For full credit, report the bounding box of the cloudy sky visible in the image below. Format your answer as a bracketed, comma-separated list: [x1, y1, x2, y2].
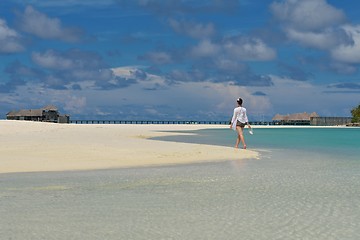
[1, 0, 359, 121]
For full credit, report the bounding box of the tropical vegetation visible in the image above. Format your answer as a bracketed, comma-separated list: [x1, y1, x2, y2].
[351, 104, 360, 123]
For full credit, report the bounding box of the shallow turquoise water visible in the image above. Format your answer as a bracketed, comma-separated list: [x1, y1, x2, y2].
[1, 127, 360, 239]
[153, 127, 360, 161]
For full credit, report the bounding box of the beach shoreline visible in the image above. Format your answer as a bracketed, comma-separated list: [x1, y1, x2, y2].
[0, 120, 259, 174]
[2, 121, 359, 240]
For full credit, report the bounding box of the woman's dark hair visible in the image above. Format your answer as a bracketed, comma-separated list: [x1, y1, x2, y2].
[237, 98, 243, 105]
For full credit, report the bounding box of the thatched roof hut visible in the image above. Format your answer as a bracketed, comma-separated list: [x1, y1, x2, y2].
[7, 109, 43, 118]
[6, 105, 69, 123]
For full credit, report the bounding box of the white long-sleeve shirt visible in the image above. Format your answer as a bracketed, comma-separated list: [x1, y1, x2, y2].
[231, 106, 248, 130]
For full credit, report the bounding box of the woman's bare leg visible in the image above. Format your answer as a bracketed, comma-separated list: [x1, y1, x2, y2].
[236, 126, 246, 149]
[235, 129, 241, 148]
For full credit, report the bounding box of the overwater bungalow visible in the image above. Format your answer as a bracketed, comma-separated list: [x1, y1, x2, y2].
[6, 105, 70, 123]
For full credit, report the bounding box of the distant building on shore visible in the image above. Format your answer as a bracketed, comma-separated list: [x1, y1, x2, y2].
[310, 117, 352, 126]
[272, 112, 352, 126]
[6, 105, 70, 123]
[272, 112, 319, 125]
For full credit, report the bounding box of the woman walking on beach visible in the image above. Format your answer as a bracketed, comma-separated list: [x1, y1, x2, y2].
[230, 98, 252, 149]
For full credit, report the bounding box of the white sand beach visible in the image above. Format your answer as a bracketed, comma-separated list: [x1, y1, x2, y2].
[0, 120, 258, 174]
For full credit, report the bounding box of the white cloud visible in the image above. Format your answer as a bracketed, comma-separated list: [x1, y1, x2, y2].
[271, 0, 346, 31]
[0, 19, 24, 53]
[285, 27, 349, 49]
[214, 84, 271, 117]
[190, 39, 221, 58]
[32, 50, 74, 70]
[110, 66, 271, 119]
[270, 0, 360, 64]
[191, 37, 276, 61]
[31, 49, 105, 73]
[3, 66, 357, 120]
[331, 25, 360, 63]
[270, 0, 349, 50]
[3, 81, 87, 115]
[111, 66, 142, 78]
[29, 49, 135, 90]
[16, 6, 82, 42]
[259, 75, 358, 116]
[223, 37, 276, 61]
[329, 62, 357, 75]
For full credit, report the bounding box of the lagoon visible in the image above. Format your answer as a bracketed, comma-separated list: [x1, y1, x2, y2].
[1, 127, 359, 239]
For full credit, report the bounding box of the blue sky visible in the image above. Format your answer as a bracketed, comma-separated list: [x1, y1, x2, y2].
[1, 0, 359, 121]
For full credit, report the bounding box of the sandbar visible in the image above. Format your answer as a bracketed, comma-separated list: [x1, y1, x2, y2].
[0, 120, 258, 174]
